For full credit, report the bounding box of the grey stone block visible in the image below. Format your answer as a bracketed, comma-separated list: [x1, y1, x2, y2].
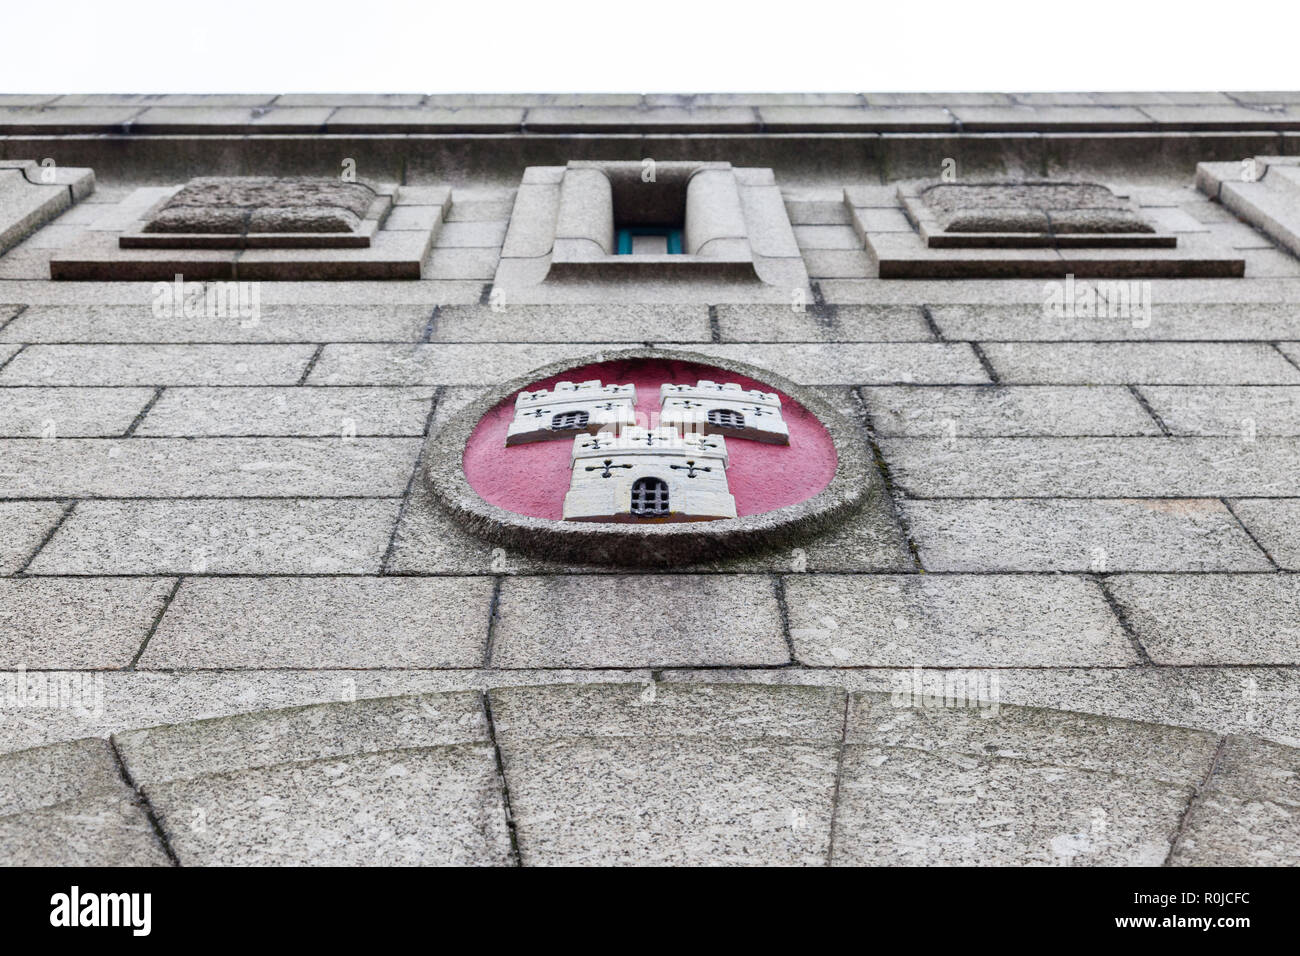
[308, 343, 600, 385]
[491, 575, 789, 667]
[115, 691, 488, 784]
[430, 305, 710, 343]
[27, 499, 400, 575]
[846, 693, 1218, 784]
[0, 577, 174, 668]
[1228, 499, 1300, 570]
[903, 498, 1273, 572]
[0, 344, 316, 386]
[0, 304, 433, 343]
[833, 700, 1202, 865]
[0, 737, 123, 816]
[0, 670, 650, 756]
[883, 437, 1300, 497]
[1139, 386, 1300, 436]
[0, 386, 154, 436]
[1169, 736, 1300, 866]
[660, 666, 1300, 750]
[141, 577, 492, 669]
[714, 305, 933, 342]
[490, 682, 842, 865]
[0, 790, 172, 866]
[929, 302, 1300, 341]
[325, 106, 524, 132]
[134, 387, 435, 437]
[146, 745, 512, 865]
[658, 343, 989, 384]
[863, 385, 1159, 436]
[0, 437, 419, 498]
[982, 342, 1300, 385]
[1108, 574, 1300, 665]
[0, 500, 66, 573]
[785, 574, 1133, 666]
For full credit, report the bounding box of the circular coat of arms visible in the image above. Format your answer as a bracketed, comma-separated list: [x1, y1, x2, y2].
[422, 347, 878, 565]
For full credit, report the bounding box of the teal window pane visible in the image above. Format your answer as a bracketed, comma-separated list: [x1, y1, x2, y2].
[616, 227, 683, 254]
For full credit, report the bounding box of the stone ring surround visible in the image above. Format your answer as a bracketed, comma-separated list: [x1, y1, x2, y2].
[421, 348, 878, 566]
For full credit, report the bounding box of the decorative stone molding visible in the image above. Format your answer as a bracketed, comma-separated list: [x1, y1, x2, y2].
[124, 176, 387, 248]
[659, 380, 790, 445]
[564, 427, 736, 523]
[0, 159, 95, 257]
[851, 178, 1244, 278]
[50, 179, 446, 280]
[1197, 157, 1300, 261]
[505, 380, 636, 446]
[420, 348, 877, 566]
[494, 160, 808, 290]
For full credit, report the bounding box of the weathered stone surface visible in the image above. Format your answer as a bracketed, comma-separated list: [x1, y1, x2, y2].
[1169, 735, 1300, 866]
[115, 692, 487, 783]
[146, 745, 512, 865]
[27, 499, 400, 575]
[1139, 386, 1300, 435]
[491, 683, 843, 865]
[0, 577, 175, 668]
[784, 574, 1133, 666]
[0, 737, 122, 816]
[903, 498, 1272, 572]
[659, 343, 990, 384]
[863, 385, 1159, 436]
[0, 437, 419, 498]
[308, 343, 597, 385]
[834, 696, 1205, 865]
[845, 693, 1218, 784]
[0, 304, 433, 344]
[929, 302, 1300, 341]
[0, 344, 316, 386]
[430, 304, 710, 343]
[0, 790, 172, 866]
[918, 181, 1152, 235]
[982, 342, 1300, 385]
[0, 162, 95, 256]
[141, 578, 492, 669]
[660, 667, 1300, 750]
[0, 386, 154, 436]
[0, 670, 650, 756]
[134, 386, 436, 436]
[1226, 499, 1300, 570]
[491, 575, 788, 667]
[714, 304, 933, 342]
[0, 500, 65, 573]
[1108, 574, 1300, 665]
[881, 437, 1300, 497]
[144, 177, 377, 235]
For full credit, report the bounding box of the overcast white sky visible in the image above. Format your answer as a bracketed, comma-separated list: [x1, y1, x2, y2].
[1, 0, 1293, 94]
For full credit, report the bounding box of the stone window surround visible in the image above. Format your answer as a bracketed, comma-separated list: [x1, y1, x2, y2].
[1197, 156, 1300, 261]
[494, 160, 808, 289]
[0, 159, 96, 257]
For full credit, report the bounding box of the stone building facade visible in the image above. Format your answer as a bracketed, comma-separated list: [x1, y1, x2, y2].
[1, 92, 1299, 866]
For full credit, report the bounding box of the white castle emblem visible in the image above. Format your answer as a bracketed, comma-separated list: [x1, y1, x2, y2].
[506, 378, 789, 522]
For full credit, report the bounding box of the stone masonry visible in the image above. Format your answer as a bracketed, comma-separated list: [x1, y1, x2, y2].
[2, 92, 1300, 866]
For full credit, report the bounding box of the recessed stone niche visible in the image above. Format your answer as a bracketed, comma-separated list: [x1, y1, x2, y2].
[0, 159, 95, 256]
[50, 177, 447, 280]
[853, 178, 1244, 278]
[495, 161, 808, 289]
[1197, 156, 1300, 261]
